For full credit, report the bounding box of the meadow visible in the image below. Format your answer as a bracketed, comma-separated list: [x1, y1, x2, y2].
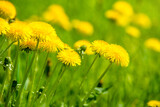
[0, 0, 160, 107]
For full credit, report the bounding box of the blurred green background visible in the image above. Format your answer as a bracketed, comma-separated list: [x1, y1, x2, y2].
[3, 0, 160, 106]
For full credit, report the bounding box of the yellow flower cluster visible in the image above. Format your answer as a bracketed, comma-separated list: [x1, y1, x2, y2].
[57, 49, 81, 66]
[91, 40, 129, 67]
[145, 38, 160, 52]
[147, 100, 160, 107]
[43, 4, 72, 31]
[0, 1, 16, 20]
[125, 26, 140, 38]
[74, 40, 94, 55]
[72, 20, 94, 36]
[0, 18, 10, 35]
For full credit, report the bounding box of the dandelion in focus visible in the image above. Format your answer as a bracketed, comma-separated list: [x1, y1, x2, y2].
[57, 49, 81, 66]
[132, 13, 151, 29]
[104, 44, 129, 67]
[0, 18, 10, 35]
[72, 20, 94, 36]
[0, 1, 16, 20]
[74, 40, 94, 55]
[91, 40, 109, 56]
[43, 4, 72, 31]
[125, 26, 140, 38]
[147, 100, 160, 107]
[29, 21, 57, 42]
[145, 38, 160, 52]
[19, 39, 37, 52]
[6, 21, 32, 41]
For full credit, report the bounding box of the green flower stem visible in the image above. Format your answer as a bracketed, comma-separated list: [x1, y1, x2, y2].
[81, 63, 112, 106]
[0, 41, 15, 56]
[27, 54, 39, 107]
[15, 39, 39, 107]
[0, 68, 8, 101]
[0, 37, 5, 51]
[36, 61, 59, 104]
[5, 40, 20, 107]
[79, 54, 99, 90]
[47, 65, 66, 105]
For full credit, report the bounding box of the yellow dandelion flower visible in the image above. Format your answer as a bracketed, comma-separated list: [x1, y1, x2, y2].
[113, 1, 134, 17]
[28, 22, 57, 42]
[132, 13, 151, 29]
[145, 38, 160, 52]
[72, 20, 94, 36]
[125, 26, 140, 38]
[91, 40, 109, 56]
[0, 1, 16, 20]
[104, 44, 129, 67]
[19, 39, 37, 51]
[116, 16, 131, 27]
[147, 100, 160, 107]
[0, 18, 10, 35]
[43, 5, 72, 31]
[105, 10, 120, 20]
[74, 40, 94, 55]
[6, 21, 32, 41]
[57, 49, 81, 66]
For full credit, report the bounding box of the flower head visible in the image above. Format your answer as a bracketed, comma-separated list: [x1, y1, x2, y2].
[91, 40, 109, 56]
[0, 18, 10, 35]
[29, 22, 57, 42]
[19, 39, 37, 52]
[104, 44, 129, 67]
[125, 26, 140, 38]
[0, 1, 16, 20]
[74, 40, 94, 55]
[145, 38, 160, 52]
[147, 100, 160, 107]
[43, 5, 72, 31]
[132, 13, 151, 29]
[72, 20, 94, 36]
[6, 21, 32, 41]
[105, 10, 120, 20]
[57, 49, 81, 66]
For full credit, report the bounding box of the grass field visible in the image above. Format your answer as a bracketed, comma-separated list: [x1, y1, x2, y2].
[0, 0, 160, 107]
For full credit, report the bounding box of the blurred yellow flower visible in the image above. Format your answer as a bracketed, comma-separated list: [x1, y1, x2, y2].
[145, 38, 160, 52]
[29, 22, 57, 42]
[74, 40, 94, 55]
[104, 44, 129, 67]
[105, 10, 120, 20]
[125, 26, 140, 38]
[132, 13, 151, 29]
[72, 20, 94, 36]
[57, 49, 81, 66]
[91, 40, 109, 56]
[0, 18, 10, 35]
[43, 4, 72, 31]
[147, 100, 160, 107]
[6, 21, 31, 41]
[116, 16, 131, 27]
[113, 1, 134, 17]
[0, 1, 16, 20]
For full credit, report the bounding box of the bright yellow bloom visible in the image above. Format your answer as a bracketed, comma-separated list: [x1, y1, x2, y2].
[116, 16, 131, 27]
[104, 44, 129, 67]
[19, 39, 37, 51]
[91, 40, 109, 56]
[74, 40, 94, 55]
[125, 26, 140, 38]
[72, 20, 94, 36]
[132, 13, 151, 29]
[57, 49, 81, 66]
[6, 21, 32, 41]
[113, 1, 134, 17]
[147, 100, 160, 107]
[105, 10, 120, 20]
[0, 18, 10, 35]
[43, 5, 72, 31]
[145, 38, 160, 52]
[29, 22, 57, 42]
[0, 1, 16, 20]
